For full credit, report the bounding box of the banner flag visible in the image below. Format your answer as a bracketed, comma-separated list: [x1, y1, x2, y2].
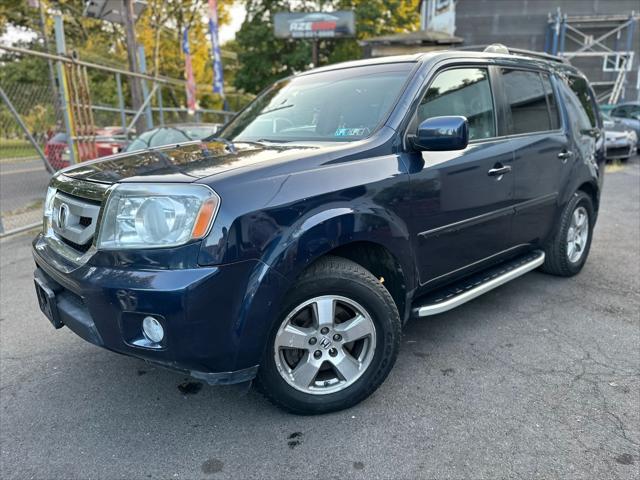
[182, 28, 197, 114]
[208, 0, 225, 97]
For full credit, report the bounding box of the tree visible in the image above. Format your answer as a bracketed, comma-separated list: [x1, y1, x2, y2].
[233, 0, 420, 94]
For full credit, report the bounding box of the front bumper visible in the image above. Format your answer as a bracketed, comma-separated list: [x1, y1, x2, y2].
[32, 234, 287, 384]
[605, 140, 634, 159]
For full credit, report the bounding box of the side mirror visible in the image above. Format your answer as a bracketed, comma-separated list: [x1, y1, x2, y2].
[411, 116, 469, 151]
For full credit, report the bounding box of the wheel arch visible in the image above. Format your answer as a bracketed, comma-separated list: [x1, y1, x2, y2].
[576, 180, 599, 214]
[264, 209, 417, 323]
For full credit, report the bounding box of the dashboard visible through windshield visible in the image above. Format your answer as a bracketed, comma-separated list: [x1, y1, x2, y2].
[220, 63, 415, 143]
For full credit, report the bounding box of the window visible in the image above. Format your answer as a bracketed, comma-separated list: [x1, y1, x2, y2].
[541, 74, 560, 130]
[220, 63, 414, 142]
[558, 77, 592, 131]
[566, 76, 597, 128]
[603, 53, 633, 72]
[417, 68, 495, 140]
[501, 69, 553, 134]
[612, 105, 640, 120]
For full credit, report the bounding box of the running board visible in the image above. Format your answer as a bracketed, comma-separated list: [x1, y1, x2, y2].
[413, 250, 545, 317]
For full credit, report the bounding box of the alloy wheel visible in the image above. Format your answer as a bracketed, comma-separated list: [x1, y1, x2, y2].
[273, 295, 377, 395]
[567, 205, 589, 263]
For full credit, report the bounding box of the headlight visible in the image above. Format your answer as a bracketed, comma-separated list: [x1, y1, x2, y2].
[43, 185, 57, 233]
[96, 184, 220, 250]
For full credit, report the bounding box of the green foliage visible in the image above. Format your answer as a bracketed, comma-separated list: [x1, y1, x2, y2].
[233, 0, 420, 94]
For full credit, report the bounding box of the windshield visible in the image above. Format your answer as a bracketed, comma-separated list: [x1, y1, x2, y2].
[219, 63, 415, 143]
[125, 125, 219, 152]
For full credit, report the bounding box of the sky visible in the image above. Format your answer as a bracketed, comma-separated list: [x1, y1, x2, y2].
[220, 2, 246, 44]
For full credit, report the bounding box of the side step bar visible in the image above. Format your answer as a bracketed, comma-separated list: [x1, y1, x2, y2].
[413, 250, 545, 317]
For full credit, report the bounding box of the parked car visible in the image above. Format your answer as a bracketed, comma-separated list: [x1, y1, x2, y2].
[609, 101, 640, 139]
[124, 123, 221, 152]
[33, 47, 605, 414]
[44, 128, 127, 171]
[602, 112, 637, 161]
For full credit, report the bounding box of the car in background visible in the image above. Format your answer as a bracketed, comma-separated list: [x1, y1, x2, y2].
[44, 128, 128, 171]
[609, 101, 640, 139]
[124, 123, 221, 152]
[602, 112, 637, 161]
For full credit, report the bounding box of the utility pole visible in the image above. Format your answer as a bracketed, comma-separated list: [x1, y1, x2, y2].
[312, 39, 319, 67]
[122, 0, 145, 134]
[36, 1, 60, 124]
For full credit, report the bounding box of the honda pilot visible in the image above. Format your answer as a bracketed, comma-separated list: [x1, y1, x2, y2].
[33, 47, 605, 414]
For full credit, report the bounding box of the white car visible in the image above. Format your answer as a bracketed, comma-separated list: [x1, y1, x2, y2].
[603, 113, 637, 161]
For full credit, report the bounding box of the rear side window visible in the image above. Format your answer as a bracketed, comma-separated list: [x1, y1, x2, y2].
[501, 69, 553, 134]
[559, 80, 592, 131]
[417, 67, 496, 140]
[566, 76, 597, 127]
[540, 74, 560, 130]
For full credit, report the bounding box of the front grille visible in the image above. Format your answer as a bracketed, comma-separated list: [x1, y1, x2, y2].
[606, 145, 632, 158]
[51, 190, 102, 253]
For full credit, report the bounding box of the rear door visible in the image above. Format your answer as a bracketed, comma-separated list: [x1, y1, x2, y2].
[406, 65, 515, 285]
[499, 67, 571, 246]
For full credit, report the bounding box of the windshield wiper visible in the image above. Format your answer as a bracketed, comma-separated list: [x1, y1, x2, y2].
[255, 138, 292, 144]
[256, 104, 294, 117]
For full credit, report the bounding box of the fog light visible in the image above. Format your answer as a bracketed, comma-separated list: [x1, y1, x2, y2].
[142, 316, 164, 343]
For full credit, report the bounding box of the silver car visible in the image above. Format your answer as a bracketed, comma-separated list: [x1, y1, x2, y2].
[603, 112, 637, 161]
[610, 102, 640, 139]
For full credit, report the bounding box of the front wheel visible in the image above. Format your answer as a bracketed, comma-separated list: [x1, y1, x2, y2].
[256, 256, 401, 414]
[541, 190, 595, 277]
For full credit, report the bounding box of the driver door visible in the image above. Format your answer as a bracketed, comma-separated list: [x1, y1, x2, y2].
[405, 65, 516, 286]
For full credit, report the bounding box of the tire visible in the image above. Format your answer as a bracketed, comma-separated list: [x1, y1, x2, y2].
[255, 256, 401, 415]
[540, 190, 594, 277]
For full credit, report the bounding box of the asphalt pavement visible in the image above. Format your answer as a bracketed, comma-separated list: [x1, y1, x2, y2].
[1, 159, 638, 479]
[0, 159, 50, 215]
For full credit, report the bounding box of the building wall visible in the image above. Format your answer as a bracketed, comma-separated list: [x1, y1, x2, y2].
[453, 0, 639, 102]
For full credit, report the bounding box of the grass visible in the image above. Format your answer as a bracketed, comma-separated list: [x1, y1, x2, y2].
[0, 139, 39, 161]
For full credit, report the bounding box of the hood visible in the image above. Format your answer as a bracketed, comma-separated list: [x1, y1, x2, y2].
[60, 140, 326, 184]
[604, 119, 633, 134]
[605, 130, 629, 140]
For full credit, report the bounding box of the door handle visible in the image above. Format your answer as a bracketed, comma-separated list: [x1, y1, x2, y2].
[558, 150, 573, 161]
[487, 165, 512, 177]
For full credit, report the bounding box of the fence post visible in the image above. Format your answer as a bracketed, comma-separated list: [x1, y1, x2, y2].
[53, 14, 76, 164]
[156, 84, 164, 126]
[126, 84, 158, 133]
[115, 72, 127, 130]
[138, 46, 153, 130]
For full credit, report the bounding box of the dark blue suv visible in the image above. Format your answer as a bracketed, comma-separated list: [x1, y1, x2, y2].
[33, 48, 605, 414]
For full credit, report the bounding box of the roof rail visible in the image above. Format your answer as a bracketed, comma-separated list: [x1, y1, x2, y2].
[506, 47, 569, 64]
[455, 44, 569, 64]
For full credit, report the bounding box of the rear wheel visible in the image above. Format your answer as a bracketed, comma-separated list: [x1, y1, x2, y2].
[256, 256, 401, 414]
[541, 190, 594, 276]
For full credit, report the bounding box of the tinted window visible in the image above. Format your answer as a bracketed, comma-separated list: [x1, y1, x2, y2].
[566, 76, 597, 127]
[541, 74, 560, 130]
[417, 68, 495, 140]
[559, 80, 592, 131]
[501, 69, 551, 134]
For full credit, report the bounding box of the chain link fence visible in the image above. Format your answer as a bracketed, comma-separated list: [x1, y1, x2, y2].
[0, 54, 60, 234]
[1, 44, 248, 236]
